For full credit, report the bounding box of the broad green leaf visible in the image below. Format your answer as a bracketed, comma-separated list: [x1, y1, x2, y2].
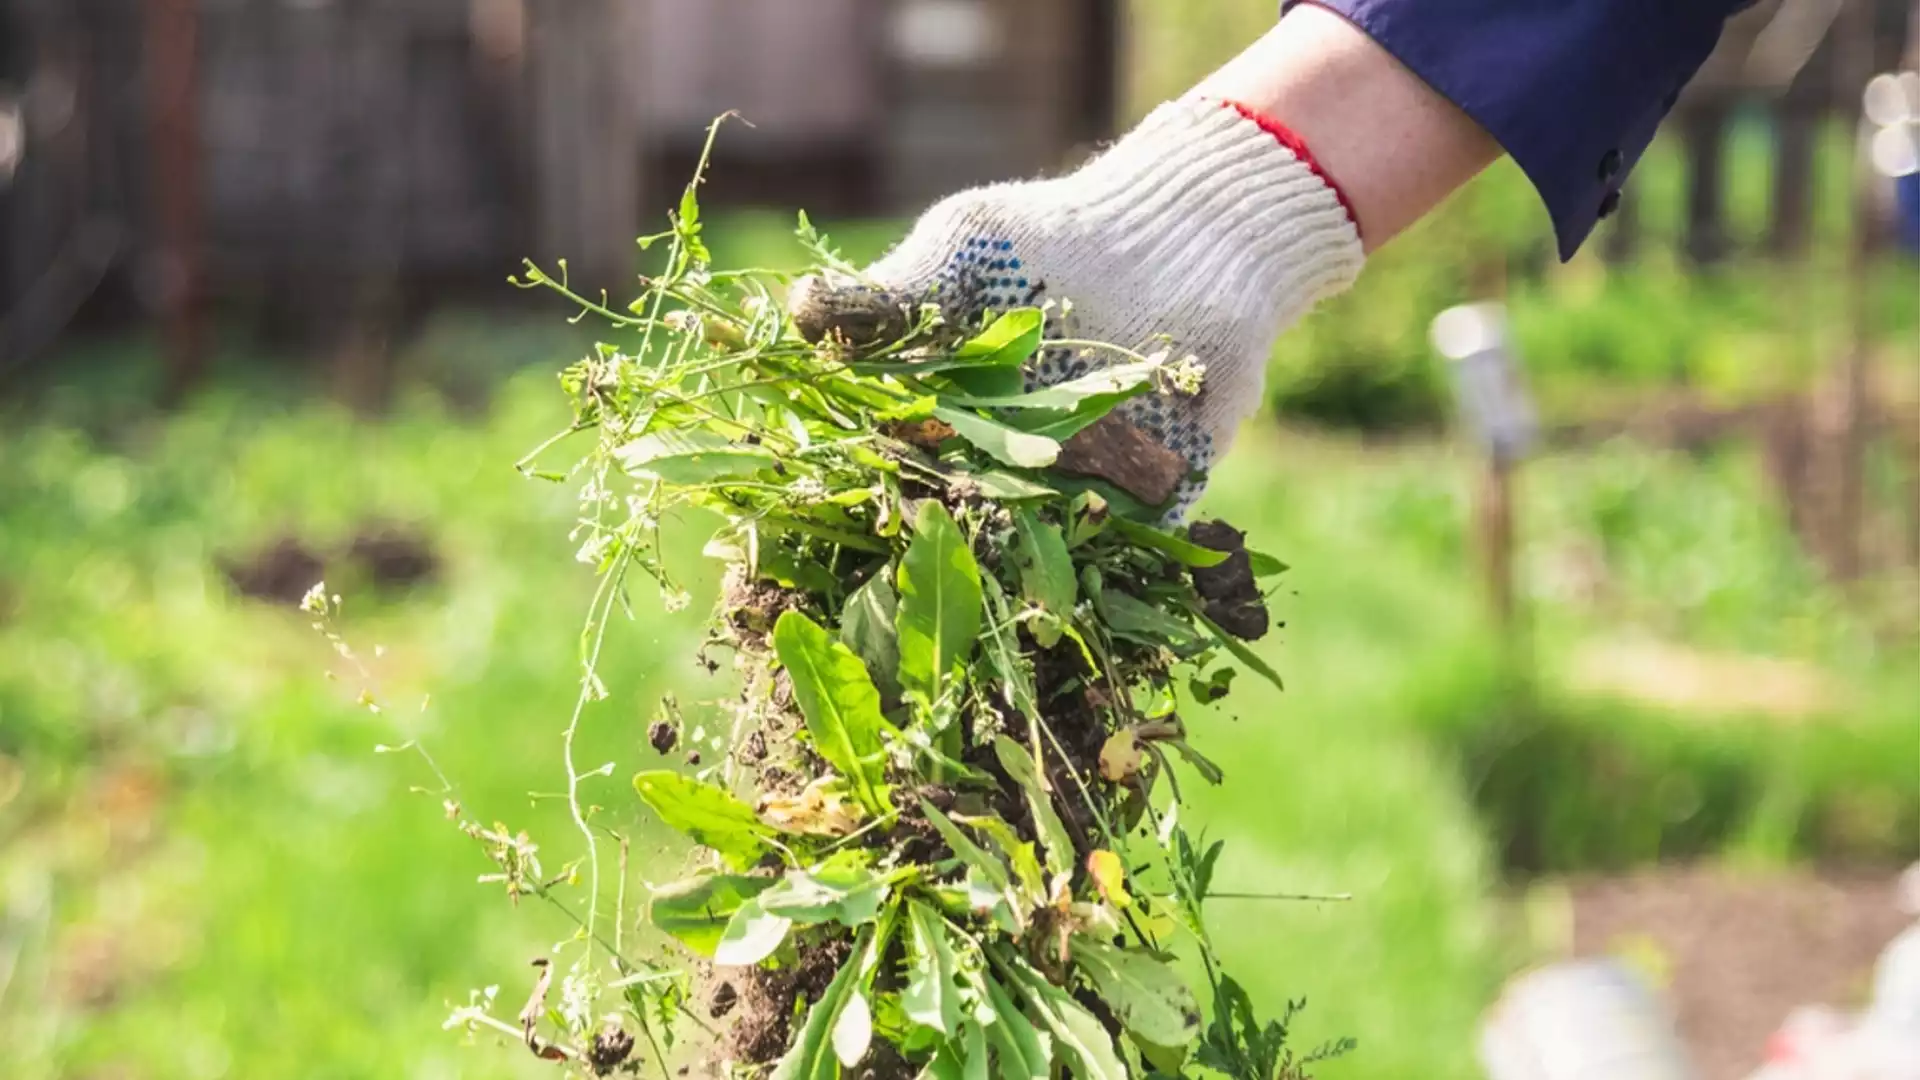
[896, 501, 984, 706]
[773, 611, 892, 813]
[758, 854, 890, 927]
[1166, 738, 1225, 785]
[1096, 589, 1206, 651]
[982, 975, 1054, 1080]
[920, 1045, 967, 1080]
[1133, 1035, 1190, 1076]
[615, 430, 777, 484]
[876, 395, 938, 422]
[758, 547, 839, 595]
[943, 363, 1028, 399]
[833, 989, 873, 1068]
[1189, 665, 1238, 705]
[632, 770, 774, 871]
[954, 812, 1045, 906]
[902, 901, 963, 1035]
[840, 576, 902, 701]
[1109, 518, 1231, 568]
[932, 406, 1060, 469]
[960, 1019, 989, 1080]
[1003, 392, 1138, 441]
[1246, 547, 1289, 577]
[991, 736, 1074, 876]
[1190, 604, 1285, 691]
[649, 874, 776, 957]
[967, 470, 1058, 501]
[770, 927, 870, 1079]
[947, 358, 1158, 410]
[918, 799, 1009, 892]
[954, 308, 1044, 367]
[714, 897, 792, 967]
[1011, 509, 1076, 646]
[992, 947, 1128, 1080]
[1068, 939, 1202, 1048]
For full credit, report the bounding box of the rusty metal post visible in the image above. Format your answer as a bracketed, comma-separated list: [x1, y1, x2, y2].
[144, 0, 205, 402]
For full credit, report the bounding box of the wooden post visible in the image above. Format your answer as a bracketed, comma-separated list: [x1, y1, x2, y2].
[1480, 454, 1520, 634]
[1434, 302, 1536, 644]
[1832, 0, 1878, 580]
[1767, 101, 1819, 256]
[527, 0, 640, 299]
[144, 0, 206, 402]
[1681, 96, 1735, 265]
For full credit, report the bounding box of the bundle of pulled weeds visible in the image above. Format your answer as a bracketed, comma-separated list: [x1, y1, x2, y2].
[509, 176, 1345, 1080]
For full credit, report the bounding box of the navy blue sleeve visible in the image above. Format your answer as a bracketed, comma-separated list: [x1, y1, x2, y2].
[1299, 0, 1754, 259]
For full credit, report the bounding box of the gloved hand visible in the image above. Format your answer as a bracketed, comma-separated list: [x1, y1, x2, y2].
[790, 96, 1365, 519]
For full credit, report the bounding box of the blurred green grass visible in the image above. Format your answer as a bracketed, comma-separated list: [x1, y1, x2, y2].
[3, 179, 1917, 1078]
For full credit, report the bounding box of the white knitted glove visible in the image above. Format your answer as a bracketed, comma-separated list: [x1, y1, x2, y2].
[803, 96, 1365, 517]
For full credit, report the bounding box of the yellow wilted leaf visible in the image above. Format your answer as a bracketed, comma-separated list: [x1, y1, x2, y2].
[1098, 730, 1144, 783]
[757, 777, 864, 837]
[1087, 849, 1132, 910]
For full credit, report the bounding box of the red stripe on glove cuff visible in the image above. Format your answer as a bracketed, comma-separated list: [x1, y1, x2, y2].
[1221, 100, 1361, 237]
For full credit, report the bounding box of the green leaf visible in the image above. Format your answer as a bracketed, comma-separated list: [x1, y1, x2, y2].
[944, 359, 1158, 410]
[1188, 665, 1237, 705]
[1133, 1035, 1190, 1076]
[632, 771, 774, 871]
[649, 875, 776, 957]
[1067, 939, 1202, 1048]
[1190, 604, 1285, 691]
[833, 989, 873, 1068]
[954, 308, 1044, 367]
[770, 927, 873, 1080]
[932, 406, 1060, 469]
[758, 854, 891, 927]
[1010, 509, 1076, 646]
[896, 501, 984, 707]
[840, 575, 903, 702]
[990, 737, 1074, 878]
[992, 947, 1128, 1080]
[960, 1019, 990, 1080]
[1096, 589, 1206, 651]
[1109, 518, 1231, 568]
[943, 363, 1028, 399]
[616, 430, 777, 484]
[967, 470, 1058, 502]
[1166, 738, 1225, 785]
[714, 896, 792, 967]
[917, 799, 1009, 892]
[773, 611, 893, 814]
[982, 975, 1054, 1080]
[902, 901, 964, 1036]
[876, 395, 938, 422]
[1245, 548, 1289, 577]
[758, 547, 840, 595]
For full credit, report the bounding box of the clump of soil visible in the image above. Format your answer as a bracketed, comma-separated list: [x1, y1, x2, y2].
[346, 525, 439, 589]
[648, 721, 679, 755]
[221, 522, 441, 605]
[720, 568, 806, 649]
[1188, 519, 1268, 641]
[719, 935, 853, 1068]
[222, 536, 327, 604]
